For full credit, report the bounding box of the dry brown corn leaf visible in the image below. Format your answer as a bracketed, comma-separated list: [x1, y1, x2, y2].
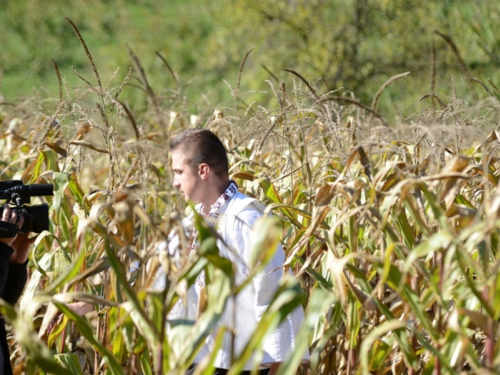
[75, 121, 93, 139]
[445, 203, 476, 218]
[343, 273, 377, 311]
[346, 146, 371, 181]
[457, 308, 495, 333]
[315, 183, 337, 207]
[44, 142, 68, 157]
[113, 201, 134, 245]
[341, 180, 365, 203]
[465, 164, 497, 185]
[431, 155, 470, 200]
[69, 140, 109, 154]
[472, 130, 500, 154]
[232, 171, 255, 181]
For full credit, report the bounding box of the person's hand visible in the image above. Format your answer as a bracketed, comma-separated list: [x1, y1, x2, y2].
[10, 231, 38, 264]
[0, 203, 37, 264]
[66, 301, 95, 316]
[0, 203, 23, 248]
[269, 362, 280, 375]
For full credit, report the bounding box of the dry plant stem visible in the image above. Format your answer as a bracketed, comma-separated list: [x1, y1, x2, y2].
[127, 46, 167, 139]
[434, 30, 476, 100]
[266, 80, 283, 109]
[65, 17, 103, 90]
[155, 51, 180, 90]
[317, 96, 389, 127]
[449, 76, 463, 151]
[370, 71, 411, 112]
[254, 116, 283, 156]
[236, 48, 255, 99]
[127, 47, 155, 98]
[282, 68, 320, 101]
[107, 67, 132, 112]
[117, 159, 139, 190]
[95, 309, 101, 372]
[487, 78, 500, 96]
[347, 348, 355, 374]
[434, 30, 469, 79]
[69, 140, 109, 154]
[430, 41, 436, 98]
[486, 310, 494, 366]
[261, 64, 279, 83]
[228, 119, 258, 153]
[155, 336, 163, 375]
[157, 265, 172, 375]
[471, 77, 494, 97]
[280, 81, 287, 108]
[51, 59, 63, 100]
[35, 100, 66, 149]
[419, 94, 446, 110]
[105, 67, 120, 92]
[71, 66, 94, 88]
[117, 100, 140, 140]
[114, 67, 133, 101]
[125, 82, 149, 93]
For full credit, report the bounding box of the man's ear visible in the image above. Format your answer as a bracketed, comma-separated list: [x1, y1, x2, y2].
[198, 163, 210, 180]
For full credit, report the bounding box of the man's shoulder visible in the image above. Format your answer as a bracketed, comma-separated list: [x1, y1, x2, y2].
[224, 192, 268, 232]
[229, 192, 266, 215]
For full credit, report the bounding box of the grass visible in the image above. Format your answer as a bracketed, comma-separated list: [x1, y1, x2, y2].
[1, 18, 500, 375]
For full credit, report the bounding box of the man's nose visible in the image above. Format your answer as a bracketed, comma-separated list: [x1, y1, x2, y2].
[172, 178, 180, 189]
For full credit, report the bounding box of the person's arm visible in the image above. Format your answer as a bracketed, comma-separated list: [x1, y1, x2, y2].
[233, 208, 284, 369]
[1, 260, 28, 305]
[0, 204, 25, 303]
[0, 241, 14, 300]
[269, 363, 280, 375]
[0, 204, 36, 305]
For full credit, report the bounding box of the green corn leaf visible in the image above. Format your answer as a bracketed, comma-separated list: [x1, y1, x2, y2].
[0, 301, 68, 374]
[54, 353, 84, 375]
[249, 216, 281, 269]
[360, 320, 410, 374]
[140, 349, 154, 375]
[43, 149, 60, 173]
[53, 301, 124, 374]
[53, 171, 71, 214]
[43, 245, 86, 294]
[229, 277, 305, 375]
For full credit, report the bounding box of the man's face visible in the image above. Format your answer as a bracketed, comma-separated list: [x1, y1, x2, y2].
[171, 149, 203, 203]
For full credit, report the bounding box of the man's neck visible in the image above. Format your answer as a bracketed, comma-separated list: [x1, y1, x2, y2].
[201, 179, 232, 215]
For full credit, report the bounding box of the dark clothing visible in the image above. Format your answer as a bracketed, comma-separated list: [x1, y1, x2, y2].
[0, 241, 28, 375]
[187, 365, 270, 375]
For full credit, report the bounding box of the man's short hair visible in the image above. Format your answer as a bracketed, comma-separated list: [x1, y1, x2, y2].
[170, 129, 229, 177]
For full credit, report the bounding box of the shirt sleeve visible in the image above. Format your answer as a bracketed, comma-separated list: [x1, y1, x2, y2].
[0, 242, 14, 301]
[2, 262, 28, 305]
[0, 241, 28, 305]
[231, 207, 288, 363]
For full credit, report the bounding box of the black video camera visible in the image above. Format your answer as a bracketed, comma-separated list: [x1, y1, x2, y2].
[0, 180, 53, 238]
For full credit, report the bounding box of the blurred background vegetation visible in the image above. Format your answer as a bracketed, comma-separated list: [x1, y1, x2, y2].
[1, 0, 500, 119]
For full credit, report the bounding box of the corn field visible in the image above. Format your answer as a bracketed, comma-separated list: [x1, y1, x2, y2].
[1, 20, 500, 375]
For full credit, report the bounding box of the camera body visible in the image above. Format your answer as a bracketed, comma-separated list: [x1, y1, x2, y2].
[0, 180, 53, 237]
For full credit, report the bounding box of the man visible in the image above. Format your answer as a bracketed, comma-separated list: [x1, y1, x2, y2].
[157, 129, 308, 374]
[0, 205, 37, 375]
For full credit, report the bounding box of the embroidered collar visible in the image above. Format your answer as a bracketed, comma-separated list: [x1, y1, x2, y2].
[196, 180, 238, 221]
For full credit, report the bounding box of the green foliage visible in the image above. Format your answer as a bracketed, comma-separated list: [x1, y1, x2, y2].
[2, 1, 500, 118]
